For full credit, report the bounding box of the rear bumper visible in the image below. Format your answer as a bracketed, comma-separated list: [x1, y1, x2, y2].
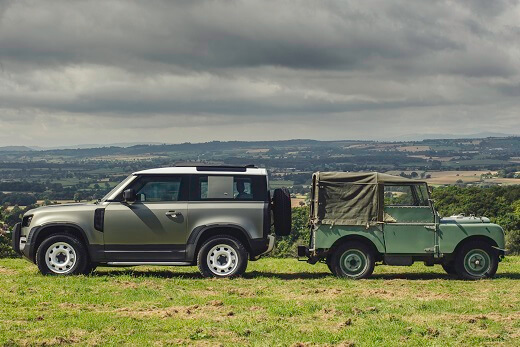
[249, 237, 271, 257]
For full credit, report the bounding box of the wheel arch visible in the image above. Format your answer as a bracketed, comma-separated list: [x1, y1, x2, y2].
[451, 235, 498, 258]
[187, 224, 253, 262]
[328, 234, 382, 261]
[29, 223, 90, 262]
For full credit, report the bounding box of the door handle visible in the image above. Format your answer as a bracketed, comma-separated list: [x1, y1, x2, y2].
[165, 211, 182, 217]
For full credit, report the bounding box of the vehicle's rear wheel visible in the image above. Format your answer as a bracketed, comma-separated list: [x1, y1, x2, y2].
[442, 262, 456, 275]
[36, 234, 90, 276]
[330, 242, 375, 279]
[454, 241, 498, 280]
[197, 236, 248, 278]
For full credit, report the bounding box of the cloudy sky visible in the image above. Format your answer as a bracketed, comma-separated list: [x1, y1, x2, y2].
[1, 0, 519, 147]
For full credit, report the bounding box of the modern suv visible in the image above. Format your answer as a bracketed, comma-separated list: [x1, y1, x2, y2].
[11, 165, 291, 277]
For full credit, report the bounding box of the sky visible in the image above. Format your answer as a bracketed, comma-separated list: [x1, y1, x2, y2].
[0, 0, 519, 147]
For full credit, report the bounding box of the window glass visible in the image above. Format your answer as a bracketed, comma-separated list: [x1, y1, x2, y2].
[384, 185, 415, 206]
[128, 176, 185, 202]
[234, 178, 253, 200]
[191, 175, 267, 201]
[207, 176, 234, 199]
[415, 184, 430, 206]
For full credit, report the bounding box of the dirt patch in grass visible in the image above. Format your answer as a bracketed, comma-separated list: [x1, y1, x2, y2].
[114, 304, 237, 321]
[0, 266, 15, 275]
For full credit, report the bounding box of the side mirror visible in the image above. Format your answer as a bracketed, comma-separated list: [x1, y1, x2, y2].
[123, 189, 136, 202]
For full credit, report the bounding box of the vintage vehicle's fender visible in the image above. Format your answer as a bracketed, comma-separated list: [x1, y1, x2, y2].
[438, 221, 505, 254]
[313, 224, 386, 253]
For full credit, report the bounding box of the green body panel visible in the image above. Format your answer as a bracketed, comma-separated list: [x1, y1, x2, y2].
[383, 206, 435, 254]
[438, 221, 505, 253]
[314, 224, 386, 253]
[384, 206, 434, 223]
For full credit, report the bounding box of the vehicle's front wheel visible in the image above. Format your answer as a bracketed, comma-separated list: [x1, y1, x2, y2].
[330, 242, 375, 279]
[36, 234, 90, 276]
[454, 241, 498, 280]
[197, 236, 248, 278]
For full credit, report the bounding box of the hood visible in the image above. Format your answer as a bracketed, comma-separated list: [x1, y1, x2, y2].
[441, 214, 491, 224]
[25, 203, 96, 216]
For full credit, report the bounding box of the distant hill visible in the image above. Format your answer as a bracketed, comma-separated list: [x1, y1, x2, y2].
[391, 132, 514, 141]
[0, 146, 33, 152]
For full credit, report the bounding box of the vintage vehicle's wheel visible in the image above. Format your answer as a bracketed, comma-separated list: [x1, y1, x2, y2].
[326, 254, 334, 274]
[442, 262, 457, 275]
[330, 242, 375, 279]
[272, 188, 292, 236]
[36, 234, 90, 276]
[454, 241, 498, 280]
[197, 236, 248, 278]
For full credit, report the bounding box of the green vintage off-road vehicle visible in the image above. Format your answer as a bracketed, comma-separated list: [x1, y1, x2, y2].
[298, 172, 506, 280]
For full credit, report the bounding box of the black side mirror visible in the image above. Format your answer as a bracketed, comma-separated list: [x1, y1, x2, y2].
[123, 189, 136, 202]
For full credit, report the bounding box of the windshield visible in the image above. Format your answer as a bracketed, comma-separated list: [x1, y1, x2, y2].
[100, 175, 134, 202]
[416, 183, 430, 206]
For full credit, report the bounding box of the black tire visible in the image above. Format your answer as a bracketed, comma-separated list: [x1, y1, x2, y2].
[272, 188, 292, 236]
[326, 254, 334, 274]
[330, 242, 375, 279]
[454, 241, 498, 280]
[442, 262, 456, 275]
[36, 233, 90, 276]
[197, 235, 248, 278]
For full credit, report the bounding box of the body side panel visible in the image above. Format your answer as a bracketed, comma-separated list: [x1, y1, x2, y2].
[187, 201, 265, 241]
[438, 222, 505, 254]
[313, 224, 386, 253]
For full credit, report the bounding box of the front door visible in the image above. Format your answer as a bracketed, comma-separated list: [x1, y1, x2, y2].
[103, 175, 189, 261]
[383, 184, 435, 254]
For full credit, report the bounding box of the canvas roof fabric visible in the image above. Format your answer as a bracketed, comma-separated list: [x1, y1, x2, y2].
[311, 172, 425, 226]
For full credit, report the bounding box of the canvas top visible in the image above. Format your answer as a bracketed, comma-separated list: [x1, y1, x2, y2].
[311, 172, 427, 227]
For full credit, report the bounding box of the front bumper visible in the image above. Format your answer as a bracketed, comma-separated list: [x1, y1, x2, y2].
[10, 223, 25, 256]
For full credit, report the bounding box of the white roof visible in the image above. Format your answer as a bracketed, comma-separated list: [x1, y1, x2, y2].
[133, 166, 267, 176]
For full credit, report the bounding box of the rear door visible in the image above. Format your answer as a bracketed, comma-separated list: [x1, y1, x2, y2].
[103, 175, 189, 261]
[383, 184, 435, 254]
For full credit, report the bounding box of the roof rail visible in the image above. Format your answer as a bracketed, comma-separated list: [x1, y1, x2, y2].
[174, 164, 258, 172]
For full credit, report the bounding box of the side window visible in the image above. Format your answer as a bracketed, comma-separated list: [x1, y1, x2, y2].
[196, 176, 234, 200]
[234, 177, 253, 200]
[191, 175, 267, 201]
[129, 176, 186, 202]
[384, 185, 416, 206]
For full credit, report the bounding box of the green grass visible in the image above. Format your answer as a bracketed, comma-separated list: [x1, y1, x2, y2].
[1, 257, 520, 346]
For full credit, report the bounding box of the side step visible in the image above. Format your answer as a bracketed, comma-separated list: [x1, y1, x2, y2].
[106, 262, 191, 266]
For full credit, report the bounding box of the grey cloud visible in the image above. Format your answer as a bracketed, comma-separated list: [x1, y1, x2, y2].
[0, 0, 519, 146]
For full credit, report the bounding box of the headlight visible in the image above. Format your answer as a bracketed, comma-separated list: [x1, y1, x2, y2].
[22, 215, 33, 227]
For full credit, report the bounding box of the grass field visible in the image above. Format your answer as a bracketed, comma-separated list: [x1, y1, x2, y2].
[1, 258, 520, 346]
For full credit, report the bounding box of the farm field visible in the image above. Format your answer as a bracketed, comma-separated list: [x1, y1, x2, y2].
[1, 258, 519, 346]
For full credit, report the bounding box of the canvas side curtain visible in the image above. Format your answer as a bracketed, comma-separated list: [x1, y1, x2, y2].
[317, 181, 380, 226]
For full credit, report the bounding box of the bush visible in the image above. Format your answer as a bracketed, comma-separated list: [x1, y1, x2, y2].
[506, 229, 520, 255]
[0, 229, 18, 258]
[271, 206, 309, 258]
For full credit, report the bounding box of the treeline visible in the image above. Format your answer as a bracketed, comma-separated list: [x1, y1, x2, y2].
[0, 193, 37, 206]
